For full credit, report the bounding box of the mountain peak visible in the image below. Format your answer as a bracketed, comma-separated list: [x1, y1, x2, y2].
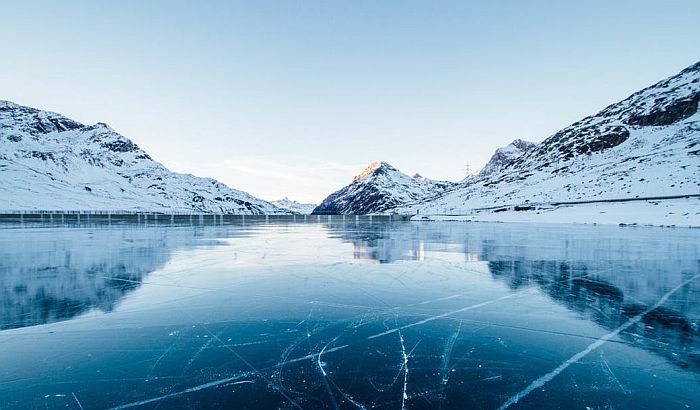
[94, 122, 113, 131]
[314, 162, 455, 215]
[353, 161, 395, 181]
[271, 198, 317, 214]
[479, 139, 537, 176]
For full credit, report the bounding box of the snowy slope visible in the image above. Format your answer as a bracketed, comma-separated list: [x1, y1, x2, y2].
[271, 198, 317, 214]
[395, 61, 700, 215]
[0, 101, 289, 214]
[312, 162, 455, 214]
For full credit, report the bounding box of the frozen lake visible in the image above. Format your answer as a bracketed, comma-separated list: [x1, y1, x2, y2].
[0, 220, 698, 409]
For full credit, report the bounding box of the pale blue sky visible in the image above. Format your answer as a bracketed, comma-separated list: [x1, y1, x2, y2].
[1, 1, 699, 203]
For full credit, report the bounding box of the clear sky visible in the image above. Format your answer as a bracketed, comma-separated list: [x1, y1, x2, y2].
[1, 1, 699, 203]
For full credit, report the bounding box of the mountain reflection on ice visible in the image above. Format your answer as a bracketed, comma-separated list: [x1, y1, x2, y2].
[0, 221, 698, 409]
[0, 225, 237, 330]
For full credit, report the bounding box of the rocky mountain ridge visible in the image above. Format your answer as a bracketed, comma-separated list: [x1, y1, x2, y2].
[393, 60, 700, 214]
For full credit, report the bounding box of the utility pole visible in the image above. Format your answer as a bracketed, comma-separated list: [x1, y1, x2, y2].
[463, 164, 472, 178]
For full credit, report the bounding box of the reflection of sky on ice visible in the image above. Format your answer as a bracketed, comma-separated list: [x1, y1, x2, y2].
[0, 221, 698, 409]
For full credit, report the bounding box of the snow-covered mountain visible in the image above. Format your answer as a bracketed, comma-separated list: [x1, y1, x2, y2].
[478, 139, 537, 176]
[271, 198, 317, 214]
[312, 162, 455, 214]
[0, 101, 289, 214]
[395, 60, 700, 215]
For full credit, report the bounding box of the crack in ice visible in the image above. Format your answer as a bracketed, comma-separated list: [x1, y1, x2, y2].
[601, 355, 629, 395]
[368, 287, 533, 340]
[71, 392, 84, 410]
[107, 373, 253, 409]
[398, 330, 409, 410]
[440, 321, 462, 387]
[316, 337, 340, 410]
[496, 273, 700, 410]
[181, 332, 218, 374]
[178, 308, 305, 410]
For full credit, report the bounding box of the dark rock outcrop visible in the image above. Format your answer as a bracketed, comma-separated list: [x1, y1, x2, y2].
[628, 93, 700, 126]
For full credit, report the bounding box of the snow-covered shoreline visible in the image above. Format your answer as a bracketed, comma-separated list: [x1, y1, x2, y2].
[411, 197, 700, 228]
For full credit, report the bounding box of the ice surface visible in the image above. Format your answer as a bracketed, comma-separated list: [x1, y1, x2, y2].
[0, 220, 698, 409]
